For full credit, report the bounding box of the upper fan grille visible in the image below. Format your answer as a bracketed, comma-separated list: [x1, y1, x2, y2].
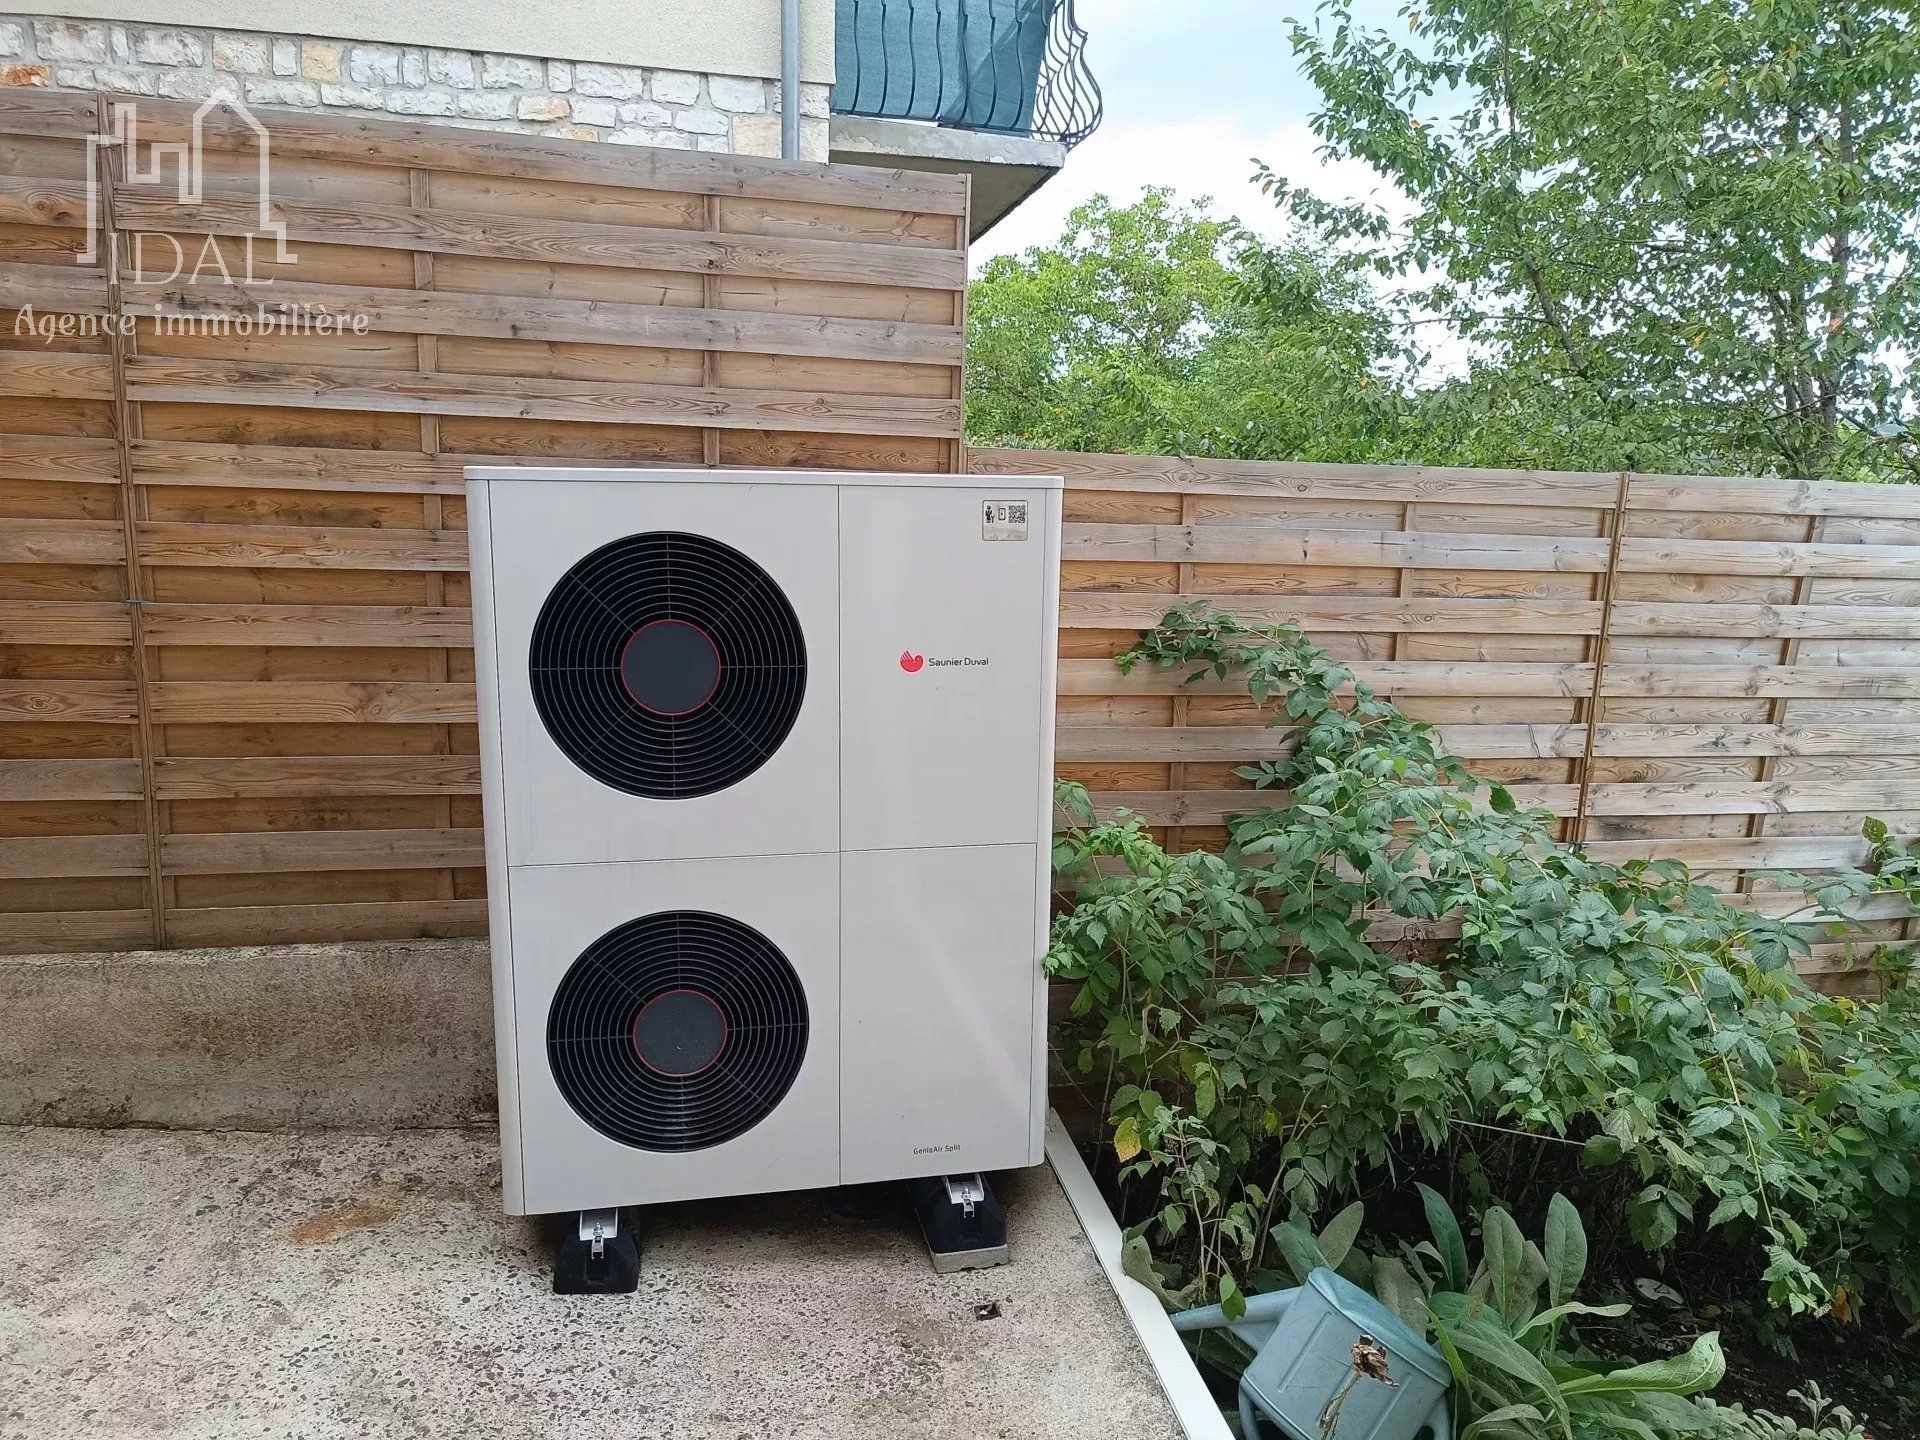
[528, 531, 807, 799]
[547, 910, 809, 1152]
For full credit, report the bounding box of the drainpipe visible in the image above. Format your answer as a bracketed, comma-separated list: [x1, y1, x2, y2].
[780, 0, 801, 158]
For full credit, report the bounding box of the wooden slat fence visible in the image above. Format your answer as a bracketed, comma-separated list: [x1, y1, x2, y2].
[970, 448, 1920, 996]
[3, 88, 1912, 992]
[0, 90, 967, 955]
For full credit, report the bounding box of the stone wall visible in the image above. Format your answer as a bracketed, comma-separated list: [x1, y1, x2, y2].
[0, 12, 830, 157]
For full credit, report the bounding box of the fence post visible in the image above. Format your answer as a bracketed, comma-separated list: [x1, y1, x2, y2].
[1738, 512, 1828, 891]
[93, 93, 170, 949]
[1570, 470, 1632, 847]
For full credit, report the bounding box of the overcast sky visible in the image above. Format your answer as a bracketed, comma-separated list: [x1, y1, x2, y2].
[970, 0, 1411, 267]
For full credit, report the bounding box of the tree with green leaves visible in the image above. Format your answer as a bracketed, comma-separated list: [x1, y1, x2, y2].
[966, 190, 1402, 459]
[1267, 0, 1920, 481]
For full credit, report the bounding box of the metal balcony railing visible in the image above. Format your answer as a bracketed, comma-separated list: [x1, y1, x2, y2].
[832, 0, 1101, 147]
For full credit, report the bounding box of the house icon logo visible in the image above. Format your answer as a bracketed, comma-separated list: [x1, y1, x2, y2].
[79, 92, 295, 276]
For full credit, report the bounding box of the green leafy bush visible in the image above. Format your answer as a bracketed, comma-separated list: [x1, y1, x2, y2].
[1049, 606, 1920, 1321]
[1699, 1385, 1872, 1440]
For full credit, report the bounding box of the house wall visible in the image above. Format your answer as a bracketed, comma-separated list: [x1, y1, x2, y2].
[0, 12, 831, 156]
[1, 0, 833, 82]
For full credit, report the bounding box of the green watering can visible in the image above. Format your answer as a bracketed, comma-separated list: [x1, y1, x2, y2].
[1171, 1268, 1452, 1440]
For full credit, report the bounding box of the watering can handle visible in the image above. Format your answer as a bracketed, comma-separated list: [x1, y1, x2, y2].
[1423, 1396, 1452, 1440]
[1167, 1287, 1298, 1334]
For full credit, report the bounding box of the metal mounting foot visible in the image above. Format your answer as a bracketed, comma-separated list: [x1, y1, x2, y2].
[908, 1172, 1008, 1273]
[553, 1207, 640, 1294]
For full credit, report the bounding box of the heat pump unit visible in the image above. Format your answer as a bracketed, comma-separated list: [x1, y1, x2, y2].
[466, 467, 1062, 1232]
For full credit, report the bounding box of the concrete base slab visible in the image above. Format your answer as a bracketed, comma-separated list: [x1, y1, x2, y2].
[0, 1126, 1180, 1440]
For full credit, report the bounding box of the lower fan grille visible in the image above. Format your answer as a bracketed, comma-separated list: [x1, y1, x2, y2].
[546, 911, 809, 1152]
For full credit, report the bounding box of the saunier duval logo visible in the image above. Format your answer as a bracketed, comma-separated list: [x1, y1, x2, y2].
[899, 649, 989, 672]
[18, 94, 368, 346]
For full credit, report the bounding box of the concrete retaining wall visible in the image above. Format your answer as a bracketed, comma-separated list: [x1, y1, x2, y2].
[0, 939, 495, 1129]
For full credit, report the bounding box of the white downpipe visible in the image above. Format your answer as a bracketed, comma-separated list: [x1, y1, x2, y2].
[780, 0, 801, 158]
[1045, 1110, 1234, 1440]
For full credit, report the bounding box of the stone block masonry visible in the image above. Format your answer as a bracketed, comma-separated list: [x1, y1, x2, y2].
[0, 14, 831, 157]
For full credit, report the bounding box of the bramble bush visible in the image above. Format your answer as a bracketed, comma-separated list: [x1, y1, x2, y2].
[1048, 605, 1920, 1324]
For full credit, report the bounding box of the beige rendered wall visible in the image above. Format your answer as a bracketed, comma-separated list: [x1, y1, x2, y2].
[12, 0, 834, 81]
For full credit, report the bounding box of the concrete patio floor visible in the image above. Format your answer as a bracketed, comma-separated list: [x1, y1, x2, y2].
[0, 1126, 1180, 1440]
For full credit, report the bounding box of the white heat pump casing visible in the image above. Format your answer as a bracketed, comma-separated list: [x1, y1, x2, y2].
[498, 854, 842, 1215]
[468, 469, 1062, 1216]
[476, 478, 839, 866]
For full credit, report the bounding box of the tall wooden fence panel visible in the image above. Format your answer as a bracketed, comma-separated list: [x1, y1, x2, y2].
[0, 90, 967, 954]
[5, 88, 1913, 986]
[970, 448, 1920, 995]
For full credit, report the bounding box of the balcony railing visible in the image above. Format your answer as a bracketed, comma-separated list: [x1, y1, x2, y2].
[832, 0, 1101, 147]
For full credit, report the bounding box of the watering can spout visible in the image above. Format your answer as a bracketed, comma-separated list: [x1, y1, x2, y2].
[1168, 1287, 1299, 1349]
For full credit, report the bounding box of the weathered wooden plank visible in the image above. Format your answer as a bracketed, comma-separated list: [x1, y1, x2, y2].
[0, 682, 138, 723]
[1059, 658, 1920, 701]
[124, 278, 965, 366]
[1066, 521, 1613, 573]
[1599, 665, 1920, 699]
[1073, 783, 1920, 844]
[980, 451, 1920, 521]
[112, 190, 967, 290]
[0, 433, 121, 484]
[0, 257, 111, 313]
[0, 90, 103, 140]
[0, 351, 114, 401]
[123, 95, 969, 213]
[0, 758, 142, 800]
[1578, 779, 1920, 817]
[161, 826, 486, 875]
[0, 176, 89, 228]
[0, 833, 149, 879]
[1579, 835, 1875, 868]
[140, 603, 472, 647]
[129, 438, 468, 494]
[971, 447, 1623, 507]
[1357, 890, 1918, 940]
[0, 908, 155, 953]
[1735, 889, 1917, 922]
[0, 601, 129, 645]
[147, 681, 477, 724]
[0, 518, 125, 566]
[1609, 602, 1920, 638]
[152, 755, 480, 799]
[1577, 723, 1920, 757]
[1054, 722, 1920, 763]
[1058, 593, 1601, 635]
[1629, 473, 1920, 520]
[138, 522, 468, 570]
[125, 356, 963, 437]
[1619, 535, 1920, 580]
[1065, 524, 1920, 581]
[1058, 658, 1598, 697]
